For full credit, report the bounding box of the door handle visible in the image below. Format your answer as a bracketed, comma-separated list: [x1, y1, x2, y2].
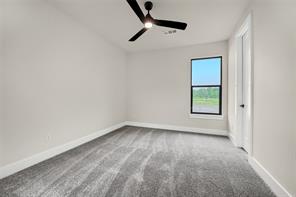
[240, 104, 245, 108]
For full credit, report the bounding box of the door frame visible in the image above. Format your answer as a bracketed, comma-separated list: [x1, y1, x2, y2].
[234, 13, 254, 156]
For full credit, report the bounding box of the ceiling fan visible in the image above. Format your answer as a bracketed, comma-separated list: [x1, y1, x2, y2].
[126, 0, 188, 42]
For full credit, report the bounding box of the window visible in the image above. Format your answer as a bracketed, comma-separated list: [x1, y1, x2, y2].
[191, 56, 222, 115]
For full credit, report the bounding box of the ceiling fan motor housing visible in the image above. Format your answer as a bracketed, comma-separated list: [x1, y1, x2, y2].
[127, 0, 187, 41]
[144, 1, 153, 11]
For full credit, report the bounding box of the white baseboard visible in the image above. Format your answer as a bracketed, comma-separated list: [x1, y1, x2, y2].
[125, 121, 228, 136]
[228, 132, 238, 147]
[0, 121, 227, 180]
[1, 121, 293, 197]
[0, 122, 125, 179]
[249, 156, 293, 197]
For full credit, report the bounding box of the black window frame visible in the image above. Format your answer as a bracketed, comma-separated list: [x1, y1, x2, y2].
[190, 56, 222, 115]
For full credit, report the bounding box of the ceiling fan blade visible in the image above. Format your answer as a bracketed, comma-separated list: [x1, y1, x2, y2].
[126, 0, 145, 23]
[129, 28, 148, 42]
[153, 19, 187, 30]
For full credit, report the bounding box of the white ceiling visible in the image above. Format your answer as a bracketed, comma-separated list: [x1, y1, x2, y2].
[48, 0, 251, 52]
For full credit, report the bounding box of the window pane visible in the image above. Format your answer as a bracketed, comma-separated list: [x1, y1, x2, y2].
[192, 57, 221, 86]
[192, 87, 220, 114]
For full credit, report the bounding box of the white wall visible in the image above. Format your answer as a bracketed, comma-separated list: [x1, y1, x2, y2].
[0, 1, 4, 166]
[229, 1, 296, 196]
[252, 2, 296, 196]
[0, 0, 127, 167]
[128, 41, 228, 131]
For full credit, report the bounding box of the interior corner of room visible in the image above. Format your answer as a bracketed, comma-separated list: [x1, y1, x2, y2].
[0, 0, 295, 197]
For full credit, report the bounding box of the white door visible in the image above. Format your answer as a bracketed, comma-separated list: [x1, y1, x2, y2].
[241, 30, 251, 153]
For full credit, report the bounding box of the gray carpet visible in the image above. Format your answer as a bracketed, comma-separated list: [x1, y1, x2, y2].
[0, 126, 275, 197]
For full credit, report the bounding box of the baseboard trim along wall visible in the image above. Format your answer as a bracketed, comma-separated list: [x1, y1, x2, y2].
[228, 132, 238, 147]
[0, 122, 126, 179]
[2, 120, 292, 197]
[248, 156, 294, 197]
[0, 121, 228, 179]
[125, 121, 228, 136]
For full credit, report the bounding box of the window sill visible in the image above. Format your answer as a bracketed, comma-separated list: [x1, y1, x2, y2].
[189, 114, 224, 120]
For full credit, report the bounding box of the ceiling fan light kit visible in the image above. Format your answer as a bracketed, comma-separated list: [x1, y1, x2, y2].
[127, 0, 188, 41]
